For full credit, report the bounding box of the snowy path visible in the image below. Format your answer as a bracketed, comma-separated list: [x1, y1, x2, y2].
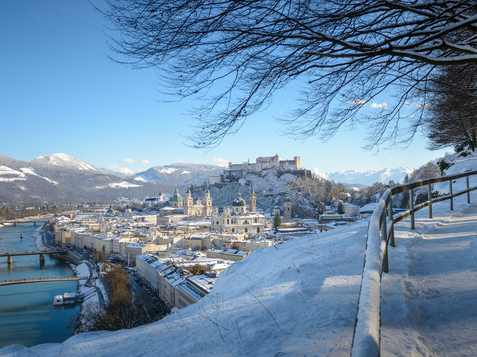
[381, 202, 477, 356]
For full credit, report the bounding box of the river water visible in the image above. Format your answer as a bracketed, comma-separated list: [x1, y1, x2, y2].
[0, 222, 79, 348]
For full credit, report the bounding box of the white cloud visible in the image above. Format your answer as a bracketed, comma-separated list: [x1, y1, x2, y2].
[120, 158, 135, 164]
[370, 102, 390, 109]
[213, 157, 229, 167]
[141, 159, 150, 164]
[109, 165, 133, 175]
[405, 101, 431, 109]
[345, 99, 366, 106]
[312, 168, 329, 179]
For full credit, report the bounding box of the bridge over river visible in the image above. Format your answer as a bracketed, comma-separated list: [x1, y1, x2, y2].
[0, 276, 95, 286]
[0, 250, 67, 265]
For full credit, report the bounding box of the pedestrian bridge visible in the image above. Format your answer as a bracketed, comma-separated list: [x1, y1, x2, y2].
[0, 276, 95, 286]
[0, 250, 67, 264]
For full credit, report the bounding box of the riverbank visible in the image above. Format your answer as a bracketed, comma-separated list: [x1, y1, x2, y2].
[0, 214, 56, 228]
[0, 223, 79, 348]
[33, 226, 108, 334]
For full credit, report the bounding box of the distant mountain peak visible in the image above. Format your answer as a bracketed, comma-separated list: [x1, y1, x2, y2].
[312, 167, 414, 186]
[32, 153, 100, 172]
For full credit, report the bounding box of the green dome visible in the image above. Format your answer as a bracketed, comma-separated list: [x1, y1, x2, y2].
[285, 189, 291, 202]
[170, 188, 183, 202]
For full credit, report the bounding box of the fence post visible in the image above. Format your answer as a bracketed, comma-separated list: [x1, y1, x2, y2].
[467, 175, 471, 204]
[428, 184, 433, 218]
[382, 245, 389, 273]
[450, 180, 454, 210]
[388, 199, 395, 247]
[409, 188, 415, 229]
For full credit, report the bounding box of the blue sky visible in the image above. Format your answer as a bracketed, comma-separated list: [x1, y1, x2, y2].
[0, 1, 450, 175]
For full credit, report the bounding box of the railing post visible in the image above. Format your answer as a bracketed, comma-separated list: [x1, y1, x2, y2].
[450, 180, 454, 210]
[409, 188, 415, 229]
[388, 199, 395, 247]
[428, 184, 433, 218]
[383, 245, 389, 273]
[467, 175, 471, 204]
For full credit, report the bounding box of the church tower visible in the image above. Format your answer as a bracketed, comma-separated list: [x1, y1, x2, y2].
[284, 189, 292, 221]
[204, 185, 212, 216]
[184, 187, 193, 215]
[249, 183, 256, 212]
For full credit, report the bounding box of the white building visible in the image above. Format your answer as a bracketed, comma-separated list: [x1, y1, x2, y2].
[211, 192, 266, 235]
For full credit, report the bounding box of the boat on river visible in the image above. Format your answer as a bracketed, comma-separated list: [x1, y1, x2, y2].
[53, 292, 78, 305]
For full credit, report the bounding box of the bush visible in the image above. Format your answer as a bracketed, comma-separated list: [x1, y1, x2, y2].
[438, 160, 453, 175]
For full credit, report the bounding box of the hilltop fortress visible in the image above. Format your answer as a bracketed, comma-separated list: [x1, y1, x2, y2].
[221, 154, 306, 181]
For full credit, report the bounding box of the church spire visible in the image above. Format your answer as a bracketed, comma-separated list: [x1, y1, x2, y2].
[249, 182, 257, 212]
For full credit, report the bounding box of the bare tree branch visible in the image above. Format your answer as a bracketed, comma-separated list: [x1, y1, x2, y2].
[103, 0, 477, 148]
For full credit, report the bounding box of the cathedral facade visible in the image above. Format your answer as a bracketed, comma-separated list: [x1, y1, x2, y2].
[184, 187, 213, 217]
[211, 189, 266, 235]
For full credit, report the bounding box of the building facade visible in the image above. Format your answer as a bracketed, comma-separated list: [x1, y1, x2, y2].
[184, 187, 213, 217]
[211, 192, 266, 235]
[223, 154, 302, 181]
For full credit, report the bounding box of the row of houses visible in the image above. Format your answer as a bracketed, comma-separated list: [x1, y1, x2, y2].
[136, 252, 226, 310]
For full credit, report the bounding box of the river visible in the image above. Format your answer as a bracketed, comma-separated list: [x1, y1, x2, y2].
[0, 221, 79, 348]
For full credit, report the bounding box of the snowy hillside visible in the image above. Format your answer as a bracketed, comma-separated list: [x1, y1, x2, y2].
[32, 153, 102, 172]
[135, 163, 222, 188]
[1, 222, 368, 356]
[0, 154, 162, 204]
[434, 150, 477, 194]
[314, 167, 413, 186]
[191, 168, 316, 217]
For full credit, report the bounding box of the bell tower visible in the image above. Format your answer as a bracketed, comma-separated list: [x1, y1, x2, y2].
[184, 187, 193, 215]
[284, 189, 292, 221]
[204, 185, 212, 216]
[249, 183, 256, 212]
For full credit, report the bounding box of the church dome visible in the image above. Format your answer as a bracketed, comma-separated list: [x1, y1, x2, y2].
[170, 188, 183, 202]
[232, 192, 246, 207]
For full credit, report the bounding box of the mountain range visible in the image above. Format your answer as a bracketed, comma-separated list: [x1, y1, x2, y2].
[0, 154, 219, 205]
[0, 153, 415, 204]
[313, 167, 413, 187]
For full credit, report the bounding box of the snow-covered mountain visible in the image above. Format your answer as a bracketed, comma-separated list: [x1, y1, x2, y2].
[0, 154, 161, 204]
[135, 163, 222, 188]
[32, 153, 103, 172]
[313, 167, 413, 186]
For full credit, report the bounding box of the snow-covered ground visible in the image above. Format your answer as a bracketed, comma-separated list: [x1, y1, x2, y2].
[3, 150, 477, 357]
[72, 262, 108, 332]
[381, 194, 477, 356]
[0, 223, 369, 356]
[379, 150, 477, 356]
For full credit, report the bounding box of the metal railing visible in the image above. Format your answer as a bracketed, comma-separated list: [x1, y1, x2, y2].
[351, 170, 477, 357]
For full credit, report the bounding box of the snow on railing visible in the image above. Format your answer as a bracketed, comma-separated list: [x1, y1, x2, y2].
[351, 170, 477, 357]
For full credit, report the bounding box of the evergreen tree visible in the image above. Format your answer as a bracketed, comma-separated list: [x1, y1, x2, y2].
[273, 211, 282, 230]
